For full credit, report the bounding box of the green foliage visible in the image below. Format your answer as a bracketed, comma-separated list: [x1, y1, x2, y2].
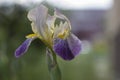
[0, 4, 47, 80]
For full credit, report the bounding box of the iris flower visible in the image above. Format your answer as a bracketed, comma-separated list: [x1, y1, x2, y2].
[15, 4, 82, 60]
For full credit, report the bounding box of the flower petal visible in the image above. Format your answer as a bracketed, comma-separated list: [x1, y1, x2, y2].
[67, 33, 82, 56]
[54, 9, 71, 39]
[53, 33, 82, 60]
[45, 14, 56, 40]
[54, 9, 67, 20]
[27, 5, 48, 38]
[46, 14, 56, 29]
[54, 21, 69, 39]
[15, 38, 34, 58]
[53, 38, 74, 60]
[54, 9, 71, 29]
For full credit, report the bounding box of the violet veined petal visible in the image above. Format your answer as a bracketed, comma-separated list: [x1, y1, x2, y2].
[53, 33, 82, 60]
[67, 33, 82, 56]
[27, 5, 48, 38]
[15, 38, 34, 58]
[53, 38, 74, 60]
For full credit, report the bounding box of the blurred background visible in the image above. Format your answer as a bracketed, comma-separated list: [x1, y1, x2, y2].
[0, 0, 119, 80]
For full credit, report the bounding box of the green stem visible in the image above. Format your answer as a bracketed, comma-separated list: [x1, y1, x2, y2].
[46, 48, 62, 80]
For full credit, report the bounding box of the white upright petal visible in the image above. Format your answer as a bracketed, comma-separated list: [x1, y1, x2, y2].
[27, 5, 48, 38]
[46, 14, 56, 28]
[54, 9, 71, 29]
[53, 9, 71, 39]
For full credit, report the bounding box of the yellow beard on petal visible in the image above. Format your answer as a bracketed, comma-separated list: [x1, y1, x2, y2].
[57, 29, 69, 39]
[26, 34, 37, 38]
[53, 21, 71, 39]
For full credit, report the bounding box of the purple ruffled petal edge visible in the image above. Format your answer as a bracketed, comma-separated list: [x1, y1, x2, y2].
[67, 33, 82, 56]
[14, 38, 33, 58]
[53, 33, 82, 60]
[53, 39, 74, 60]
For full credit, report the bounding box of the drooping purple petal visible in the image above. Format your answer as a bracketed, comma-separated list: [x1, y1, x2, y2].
[67, 33, 82, 56]
[53, 33, 82, 60]
[15, 38, 33, 58]
[53, 39, 74, 60]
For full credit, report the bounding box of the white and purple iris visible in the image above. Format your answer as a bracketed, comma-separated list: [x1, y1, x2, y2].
[15, 4, 82, 60]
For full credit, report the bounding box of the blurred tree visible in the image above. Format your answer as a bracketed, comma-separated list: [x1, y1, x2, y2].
[106, 0, 120, 80]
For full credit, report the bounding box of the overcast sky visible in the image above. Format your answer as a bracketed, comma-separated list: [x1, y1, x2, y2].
[0, 0, 113, 10]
